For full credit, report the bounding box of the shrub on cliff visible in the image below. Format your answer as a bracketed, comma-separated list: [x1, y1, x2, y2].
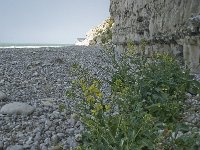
[77, 18, 114, 46]
[66, 47, 200, 149]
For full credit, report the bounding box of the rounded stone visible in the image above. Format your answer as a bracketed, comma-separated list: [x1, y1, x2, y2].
[50, 146, 63, 150]
[0, 102, 35, 115]
[0, 141, 3, 150]
[6, 145, 23, 150]
[0, 91, 7, 101]
[51, 135, 59, 145]
[75, 134, 82, 142]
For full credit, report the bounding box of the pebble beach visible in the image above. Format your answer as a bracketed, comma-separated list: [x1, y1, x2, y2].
[0, 46, 199, 150]
[0, 46, 111, 150]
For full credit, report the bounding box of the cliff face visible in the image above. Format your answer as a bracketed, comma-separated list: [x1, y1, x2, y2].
[110, 0, 200, 73]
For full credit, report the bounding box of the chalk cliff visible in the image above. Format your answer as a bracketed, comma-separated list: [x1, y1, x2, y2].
[76, 18, 114, 46]
[110, 0, 200, 73]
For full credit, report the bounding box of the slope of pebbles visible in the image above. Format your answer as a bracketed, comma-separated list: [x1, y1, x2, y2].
[0, 46, 112, 150]
[0, 46, 199, 149]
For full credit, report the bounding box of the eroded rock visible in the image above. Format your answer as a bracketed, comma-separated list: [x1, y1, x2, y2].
[110, 0, 200, 73]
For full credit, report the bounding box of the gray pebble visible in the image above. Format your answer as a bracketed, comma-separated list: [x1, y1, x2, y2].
[0, 141, 3, 150]
[6, 145, 23, 150]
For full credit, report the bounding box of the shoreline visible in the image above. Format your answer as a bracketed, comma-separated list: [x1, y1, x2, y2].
[0, 43, 73, 49]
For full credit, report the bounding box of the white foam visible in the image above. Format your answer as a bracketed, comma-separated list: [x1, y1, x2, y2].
[0, 45, 66, 49]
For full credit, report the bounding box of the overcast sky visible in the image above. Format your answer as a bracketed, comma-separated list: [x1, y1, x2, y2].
[0, 0, 110, 44]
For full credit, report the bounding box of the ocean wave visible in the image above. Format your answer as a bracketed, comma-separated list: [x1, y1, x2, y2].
[0, 45, 67, 49]
[0, 44, 72, 49]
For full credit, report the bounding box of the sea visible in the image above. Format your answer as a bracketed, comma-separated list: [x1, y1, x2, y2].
[0, 43, 72, 49]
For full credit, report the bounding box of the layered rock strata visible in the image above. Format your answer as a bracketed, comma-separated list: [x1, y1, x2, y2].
[110, 0, 200, 73]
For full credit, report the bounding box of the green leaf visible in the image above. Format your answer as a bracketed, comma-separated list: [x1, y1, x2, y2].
[176, 123, 189, 133]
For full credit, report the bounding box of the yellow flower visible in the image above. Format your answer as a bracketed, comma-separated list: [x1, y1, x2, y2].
[81, 84, 87, 92]
[88, 84, 95, 92]
[122, 87, 129, 95]
[86, 95, 95, 103]
[92, 79, 100, 85]
[95, 103, 103, 111]
[96, 92, 103, 99]
[91, 109, 97, 115]
[79, 78, 85, 84]
[105, 104, 111, 111]
[115, 79, 122, 86]
[88, 84, 100, 94]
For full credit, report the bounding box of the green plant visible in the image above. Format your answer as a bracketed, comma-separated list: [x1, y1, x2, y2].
[67, 48, 200, 149]
[101, 36, 107, 44]
[96, 29, 103, 35]
[91, 18, 113, 46]
[58, 103, 66, 112]
[107, 18, 114, 28]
